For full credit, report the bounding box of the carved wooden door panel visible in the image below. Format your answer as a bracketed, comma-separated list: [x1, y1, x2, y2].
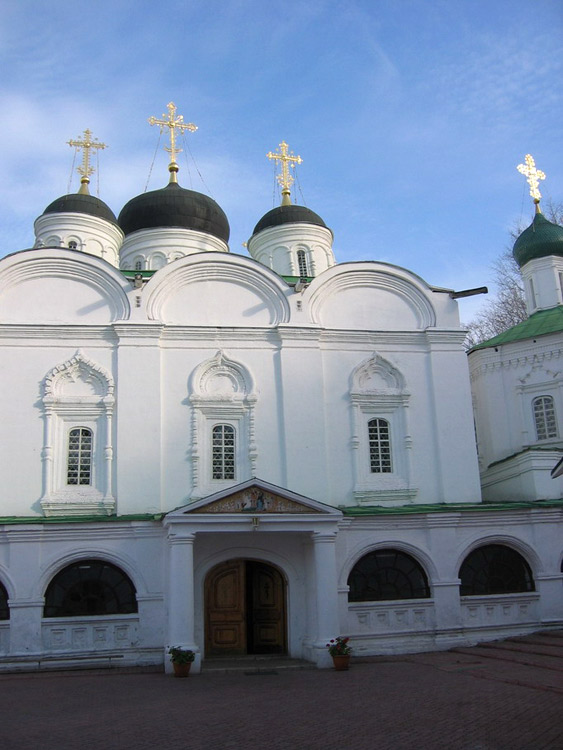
[205, 560, 246, 655]
[247, 561, 286, 654]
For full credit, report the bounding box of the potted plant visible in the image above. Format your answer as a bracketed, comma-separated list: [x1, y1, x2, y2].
[168, 646, 195, 677]
[326, 636, 352, 670]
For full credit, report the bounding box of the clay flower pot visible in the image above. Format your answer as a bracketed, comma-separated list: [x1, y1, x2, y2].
[332, 654, 350, 671]
[173, 661, 192, 678]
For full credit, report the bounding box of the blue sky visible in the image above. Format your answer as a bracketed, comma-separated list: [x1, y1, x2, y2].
[0, 0, 561, 321]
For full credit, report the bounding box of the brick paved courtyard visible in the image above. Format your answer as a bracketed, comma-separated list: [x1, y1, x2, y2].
[0, 648, 562, 750]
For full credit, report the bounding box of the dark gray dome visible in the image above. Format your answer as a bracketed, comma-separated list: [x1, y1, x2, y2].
[118, 183, 230, 242]
[43, 193, 118, 225]
[252, 204, 328, 237]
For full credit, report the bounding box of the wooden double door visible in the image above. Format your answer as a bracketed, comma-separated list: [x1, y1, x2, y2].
[205, 559, 286, 656]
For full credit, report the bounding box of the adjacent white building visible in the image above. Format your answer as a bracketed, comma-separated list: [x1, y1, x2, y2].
[0, 143, 561, 673]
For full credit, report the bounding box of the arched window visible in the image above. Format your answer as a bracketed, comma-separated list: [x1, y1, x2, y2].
[459, 544, 535, 596]
[134, 259, 143, 271]
[67, 427, 93, 485]
[533, 396, 558, 440]
[44, 560, 137, 617]
[212, 424, 235, 480]
[68, 240, 78, 250]
[297, 249, 309, 278]
[368, 418, 392, 473]
[348, 549, 430, 602]
[0, 582, 9, 620]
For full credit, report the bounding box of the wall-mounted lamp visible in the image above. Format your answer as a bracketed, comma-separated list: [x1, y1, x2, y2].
[252, 516, 260, 530]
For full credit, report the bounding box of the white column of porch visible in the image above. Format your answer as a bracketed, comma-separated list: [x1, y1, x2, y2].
[311, 532, 341, 668]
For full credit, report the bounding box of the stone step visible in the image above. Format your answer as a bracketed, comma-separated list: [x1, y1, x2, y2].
[506, 633, 563, 648]
[478, 640, 563, 659]
[202, 656, 315, 674]
[451, 646, 563, 672]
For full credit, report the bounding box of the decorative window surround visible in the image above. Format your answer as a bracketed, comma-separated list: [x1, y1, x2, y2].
[350, 353, 416, 505]
[515, 363, 562, 448]
[41, 351, 115, 517]
[189, 351, 257, 498]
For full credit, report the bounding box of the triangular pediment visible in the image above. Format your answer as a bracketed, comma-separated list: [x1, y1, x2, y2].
[170, 478, 342, 516]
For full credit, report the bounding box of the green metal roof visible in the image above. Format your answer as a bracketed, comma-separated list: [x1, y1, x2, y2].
[470, 305, 563, 351]
[341, 499, 563, 515]
[0, 513, 164, 525]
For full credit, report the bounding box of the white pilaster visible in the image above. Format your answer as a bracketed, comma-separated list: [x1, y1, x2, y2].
[312, 532, 340, 668]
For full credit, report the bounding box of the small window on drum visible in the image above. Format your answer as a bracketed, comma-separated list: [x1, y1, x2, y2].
[348, 549, 430, 602]
[44, 560, 138, 617]
[67, 427, 93, 485]
[212, 424, 235, 480]
[0, 581, 9, 620]
[297, 249, 309, 277]
[459, 544, 535, 596]
[68, 240, 78, 250]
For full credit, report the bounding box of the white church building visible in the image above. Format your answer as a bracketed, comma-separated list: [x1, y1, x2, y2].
[0, 117, 561, 673]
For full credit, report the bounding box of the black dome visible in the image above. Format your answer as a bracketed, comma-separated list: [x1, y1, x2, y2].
[252, 204, 328, 236]
[43, 193, 118, 225]
[118, 183, 230, 242]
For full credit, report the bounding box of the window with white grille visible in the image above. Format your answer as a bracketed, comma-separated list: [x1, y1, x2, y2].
[368, 418, 392, 473]
[212, 424, 235, 480]
[533, 396, 558, 440]
[67, 427, 93, 485]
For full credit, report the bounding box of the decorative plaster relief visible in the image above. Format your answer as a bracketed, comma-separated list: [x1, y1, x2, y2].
[41, 351, 116, 517]
[188, 351, 257, 496]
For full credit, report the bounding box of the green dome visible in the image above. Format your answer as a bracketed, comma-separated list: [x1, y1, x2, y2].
[513, 211, 563, 268]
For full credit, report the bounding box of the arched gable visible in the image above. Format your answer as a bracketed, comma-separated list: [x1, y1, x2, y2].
[143, 253, 290, 326]
[0, 249, 130, 324]
[306, 263, 436, 331]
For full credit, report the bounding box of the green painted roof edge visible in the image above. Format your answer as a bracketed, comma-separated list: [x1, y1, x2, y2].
[121, 270, 156, 279]
[469, 305, 563, 351]
[2, 501, 563, 525]
[341, 499, 563, 515]
[0, 513, 164, 525]
[488, 445, 562, 469]
[281, 275, 314, 283]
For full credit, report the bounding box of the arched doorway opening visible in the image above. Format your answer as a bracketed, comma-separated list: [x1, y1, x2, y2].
[205, 559, 287, 656]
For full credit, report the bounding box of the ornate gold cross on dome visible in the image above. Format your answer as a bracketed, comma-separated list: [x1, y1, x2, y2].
[517, 154, 546, 210]
[67, 129, 107, 195]
[148, 102, 197, 180]
[267, 141, 303, 206]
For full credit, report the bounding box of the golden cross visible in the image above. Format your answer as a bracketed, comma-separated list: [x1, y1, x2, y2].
[517, 154, 546, 207]
[267, 141, 303, 205]
[67, 129, 107, 194]
[148, 102, 197, 168]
